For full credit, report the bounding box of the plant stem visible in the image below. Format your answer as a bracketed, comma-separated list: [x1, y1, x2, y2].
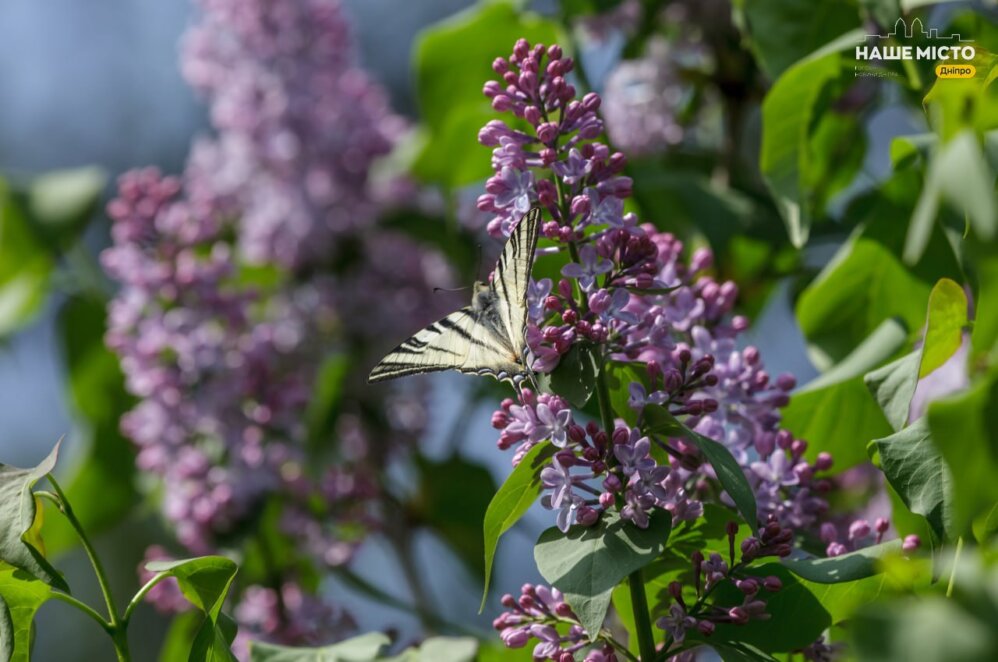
[47, 476, 130, 661]
[946, 536, 964, 598]
[123, 572, 168, 624]
[627, 570, 657, 661]
[49, 591, 111, 631]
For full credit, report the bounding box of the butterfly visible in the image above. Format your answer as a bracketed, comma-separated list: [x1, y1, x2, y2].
[368, 207, 542, 385]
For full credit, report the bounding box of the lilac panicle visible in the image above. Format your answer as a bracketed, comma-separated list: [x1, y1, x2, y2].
[480, 38, 882, 656]
[104, 0, 448, 652]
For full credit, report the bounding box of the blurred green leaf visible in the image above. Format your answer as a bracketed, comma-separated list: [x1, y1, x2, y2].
[21, 167, 105, 248]
[143, 556, 239, 662]
[0, 183, 53, 339]
[0, 443, 66, 592]
[783, 319, 905, 471]
[382, 637, 478, 662]
[969, 238, 998, 354]
[42, 296, 137, 556]
[922, 51, 998, 141]
[905, 132, 997, 264]
[735, 0, 861, 79]
[534, 509, 671, 636]
[414, 454, 496, 577]
[759, 49, 844, 247]
[305, 354, 351, 451]
[874, 419, 953, 540]
[796, 235, 932, 369]
[412, 1, 561, 187]
[481, 441, 553, 609]
[248, 632, 391, 662]
[783, 539, 902, 584]
[0, 563, 52, 662]
[159, 612, 203, 662]
[926, 369, 998, 534]
[802, 111, 867, 217]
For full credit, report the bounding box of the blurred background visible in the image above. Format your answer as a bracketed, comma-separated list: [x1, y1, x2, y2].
[0, 0, 994, 659]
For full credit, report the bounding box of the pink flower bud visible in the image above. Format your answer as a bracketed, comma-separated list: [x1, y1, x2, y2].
[902, 534, 920, 552]
[814, 452, 833, 471]
[698, 620, 715, 636]
[577, 506, 599, 527]
[599, 492, 615, 509]
[763, 576, 782, 592]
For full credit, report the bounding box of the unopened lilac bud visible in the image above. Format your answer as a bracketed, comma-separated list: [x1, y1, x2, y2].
[577, 506, 599, 527]
[571, 194, 590, 217]
[492, 57, 508, 74]
[537, 121, 558, 144]
[582, 92, 601, 112]
[732, 315, 749, 332]
[820, 522, 837, 543]
[736, 578, 759, 595]
[726, 521, 739, 538]
[763, 576, 782, 592]
[523, 105, 541, 126]
[848, 519, 870, 541]
[568, 424, 587, 443]
[513, 38, 530, 60]
[690, 247, 713, 272]
[777, 373, 797, 391]
[669, 581, 684, 602]
[743, 346, 760, 365]
[632, 273, 653, 289]
[599, 492, 615, 509]
[704, 374, 719, 386]
[492, 94, 513, 111]
[555, 449, 576, 466]
[776, 430, 793, 450]
[518, 594, 535, 610]
[500, 593, 516, 608]
[728, 607, 749, 624]
[698, 620, 715, 636]
[701, 399, 719, 413]
[794, 462, 813, 482]
[546, 44, 562, 61]
[603, 474, 622, 493]
[554, 601, 573, 617]
[483, 80, 503, 98]
[558, 652, 574, 662]
[875, 517, 889, 534]
[590, 460, 606, 474]
[677, 348, 692, 364]
[902, 534, 920, 552]
[662, 369, 682, 392]
[791, 439, 807, 457]
[502, 628, 530, 648]
[593, 430, 608, 447]
[814, 452, 833, 471]
[589, 289, 611, 314]
[521, 583, 535, 596]
[612, 427, 630, 446]
[754, 433, 775, 458]
[826, 542, 847, 557]
[562, 309, 577, 325]
[775, 544, 792, 557]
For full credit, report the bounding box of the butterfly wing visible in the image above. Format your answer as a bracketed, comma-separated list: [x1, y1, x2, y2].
[368, 306, 523, 383]
[368, 207, 542, 384]
[491, 207, 541, 361]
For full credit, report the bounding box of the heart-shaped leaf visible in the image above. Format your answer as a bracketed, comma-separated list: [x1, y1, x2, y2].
[0, 563, 53, 662]
[782, 539, 902, 584]
[481, 442, 554, 609]
[534, 509, 671, 636]
[0, 443, 66, 591]
[248, 632, 391, 661]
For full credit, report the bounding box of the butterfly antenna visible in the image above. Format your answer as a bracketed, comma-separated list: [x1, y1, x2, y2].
[433, 285, 471, 294]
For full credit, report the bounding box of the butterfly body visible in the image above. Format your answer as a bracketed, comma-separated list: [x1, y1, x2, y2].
[368, 208, 541, 385]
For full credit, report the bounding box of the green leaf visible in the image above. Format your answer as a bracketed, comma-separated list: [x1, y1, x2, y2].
[796, 235, 931, 370]
[919, 278, 968, 378]
[874, 419, 953, 540]
[22, 167, 106, 248]
[782, 539, 902, 584]
[969, 238, 998, 354]
[921, 50, 998, 141]
[248, 632, 391, 662]
[757, 30, 863, 246]
[0, 183, 53, 339]
[144, 556, 239, 661]
[604, 362, 644, 426]
[707, 641, 780, 662]
[736, 0, 861, 79]
[545, 343, 600, 409]
[0, 563, 52, 662]
[905, 132, 997, 263]
[305, 354, 351, 451]
[643, 406, 758, 526]
[43, 296, 137, 556]
[782, 319, 905, 471]
[481, 442, 554, 610]
[864, 350, 921, 432]
[926, 370, 998, 534]
[413, 454, 496, 577]
[534, 509, 672, 636]
[704, 564, 830, 652]
[412, 1, 561, 187]
[0, 443, 66, 591]
[159, 612, 203, 662]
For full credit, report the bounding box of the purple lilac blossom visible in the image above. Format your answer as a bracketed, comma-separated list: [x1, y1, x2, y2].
[105, 0, 450, 652]
[480, 38, 881, 657]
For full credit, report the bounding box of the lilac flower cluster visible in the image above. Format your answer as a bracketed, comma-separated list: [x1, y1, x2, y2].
[477, 37, 886, 656]
[479, 39, 831, 538]
[105, 0, 446, 651]
[493, 584, 617, 662]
